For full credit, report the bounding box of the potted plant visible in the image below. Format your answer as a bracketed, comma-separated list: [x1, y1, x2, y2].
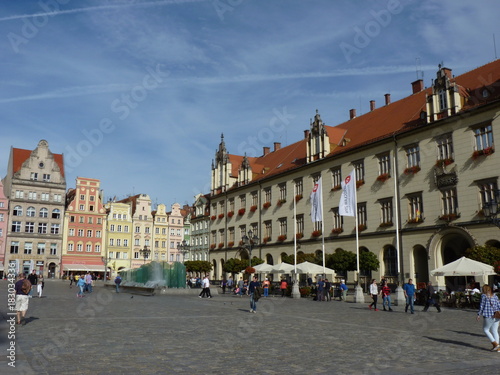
[435, 158, 454, 168]
[331, 228, 343, 235]
[227, 211, 234, 218]
[376, 173, 390, 182]
[250, 205, 257, 213]
[210, 244, 216, 249]
[244, 266, 255, 274]
[407, 217, 424, 224]
[379, 221, 393, 228]
[295, 194, 303, 202]
[238, 208, 246, 216]
[263, 202, 271, 209]
[331, 185, 341, 191]
[210, 215, 216, 221]
[472, 146, 495, 159]
[218, 213, 224, 219]
[296, 232, 304, 240]
[439, 213, 460, 221]
[218, 242, 224, 249]
[356, 179, 365, 188]
[277, 235, 287, 242]
[358, 224, 367, 231]
[227, 241, 234, 248]
[263, 236, 271, 244]
[404, 166, 421, 175]
[311, 230, 322, 238]
[277, 199, 286, 207]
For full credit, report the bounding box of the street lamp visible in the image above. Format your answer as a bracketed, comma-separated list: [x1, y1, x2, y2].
[482, 189, 500, 227]
[177, 240, 190, 262]
[242, 229, 259, 267]
[139, 245, 151, 264]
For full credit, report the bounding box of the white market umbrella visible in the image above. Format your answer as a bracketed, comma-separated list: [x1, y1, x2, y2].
[430, 257, 496, 277]
[253, 263, 274, 273]
[295, 261, 336, 275]
[271, 262, 295, 273]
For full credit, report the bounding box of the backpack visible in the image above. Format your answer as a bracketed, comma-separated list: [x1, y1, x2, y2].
[21, 279, 31, 294]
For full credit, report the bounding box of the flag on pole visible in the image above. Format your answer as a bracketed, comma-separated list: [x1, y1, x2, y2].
[339, 170, 356, 216]
[310, 177, 323, 222]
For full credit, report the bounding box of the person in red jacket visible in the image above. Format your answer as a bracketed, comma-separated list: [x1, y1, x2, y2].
[280, 278, 288, 297]
[381, 280, 393, 311]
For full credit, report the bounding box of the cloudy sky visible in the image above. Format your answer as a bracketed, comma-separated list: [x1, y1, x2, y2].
[1, 0, 498, 208]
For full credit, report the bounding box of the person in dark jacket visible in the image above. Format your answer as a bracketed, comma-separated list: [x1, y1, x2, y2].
[422, 281, 441, 312]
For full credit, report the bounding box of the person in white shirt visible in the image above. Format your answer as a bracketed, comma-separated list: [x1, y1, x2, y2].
[368, 279, 379, 311]
[199, 275, 212, 298]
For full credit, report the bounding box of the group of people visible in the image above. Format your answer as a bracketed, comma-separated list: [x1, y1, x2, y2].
[70, 272, 95, 298]
[368, 278, 393, 311]
[312, 278, 348, 301]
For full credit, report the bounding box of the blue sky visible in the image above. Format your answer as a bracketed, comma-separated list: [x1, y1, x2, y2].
[1, 0, 499, 208]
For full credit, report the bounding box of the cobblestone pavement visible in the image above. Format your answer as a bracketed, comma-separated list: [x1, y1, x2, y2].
[1, 280, 499, 375]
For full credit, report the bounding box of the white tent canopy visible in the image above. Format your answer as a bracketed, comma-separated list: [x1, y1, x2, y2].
[253, 263, 274, 273]
[430, 257, 496, 277]
[270, 262, 295, 273]
[295, 261, 335, 275]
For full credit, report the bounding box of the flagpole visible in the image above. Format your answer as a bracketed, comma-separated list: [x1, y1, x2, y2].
[321, 177, 326, 274]
[355, 181, 359, 282]
[294, 182, 297, 275]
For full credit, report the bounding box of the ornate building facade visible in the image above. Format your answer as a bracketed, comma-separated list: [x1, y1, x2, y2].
[207, 60, 500, 290]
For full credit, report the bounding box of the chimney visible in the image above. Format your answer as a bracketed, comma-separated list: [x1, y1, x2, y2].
[273, 142, 281, 152]
[370, 100, 376, 111]
[349, 109, 356, 120]
[384, 93, 391, 105]
[263, 146, 270, 156]
[304, 130, 310, 138]
[412, 79, 424, 94]
[441, 67, 452, 79]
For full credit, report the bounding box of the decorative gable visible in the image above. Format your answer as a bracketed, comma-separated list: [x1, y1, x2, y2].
[307, 110, 331, 163]
[426, 65, 464, 122]
[211, 134, 236, 195]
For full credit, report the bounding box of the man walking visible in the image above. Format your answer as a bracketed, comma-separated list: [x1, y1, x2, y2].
[199, 275, 212, 298]
[15, 273, 31, 325]
[403, 278, 416, 314]
[248, 276, 261, 313]
[422, 281, 441, 312]
[84, 272, 93, 293]
[340, 279, 348, 301]
[27, 270, 38, 297]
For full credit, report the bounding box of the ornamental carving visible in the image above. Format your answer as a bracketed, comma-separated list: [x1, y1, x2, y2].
[435, 171, 458, 188]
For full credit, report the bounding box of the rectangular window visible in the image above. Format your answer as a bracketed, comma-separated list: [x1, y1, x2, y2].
[30, 172, 38, 181]
[109, 238, 114, 246]
[69, 228, 75, 236]
[146, 227, 151, 234]
[357, 203, 367, 228]
[436, 133, 454, 162]
[12, 221, 21, 232]
[10, 241, 20, 254]
[377, 153, 391, 176]
[279, 183, 287, 201]
[52, 210, 61, 219]
[70, 216, 75, 223]
[379, 198, 393, 226]
[135, 226, 140, 233]
[407, 193, 423, 223]
[155, 227, 160, 234]
[296, 214, 304, 236]
[96, 230, 101, 238]
[264, 220, 272, 240]
[25, 222, 35, 233]
[110, 224, 115, 232]
[28, 191, 37, 200]
[90, 195, 95, 201]
[41, 193, 50, 201]
[80, 194, 85, 200]
[95, 244, 100, 253]
[332, 208, 343, 231]
[124, 239, 129, 247]
[24, 242, 33, 255]
[38, 223, 47, 234]
[53, 194, 62, 202]
[251, 191, 258, 207]
[37, 243, 45, 255]
[88, 217, 93, 224]
[438, 89, 448, 111]
[170, 241, 175, 249]
[264, 187, 272, 203]
[86, 244, 92, 252]
[79, 205, 84, 210]
[50, 243, 57, 255]
[135, 239, 140, 246]
[87, 230, 92, 237]
[117, 239, 121, 247]
[161, 241, 165, 248]
[331, 168, 341, 190]
[68, 243, 74, 252]
[239, 195, 246, 209]
[441, 188, 459, 217]
[278, 217, 287, 236]
[239, 225, 246, 241]
[473, 123, 494, 151]
[478, 180, 498, 210]
[51, 224, 60, 234]
[117, 225, 122, 232]
[0, 213, 3, 222]
[353, 160, 365, 184]
[229, 198, 235, 212]
[43, 174, 51, 182]
[15, 190, 24, 199]
[122, 252, 128, 259]
[78, 229, 84, 236]
[124, 226, 129, 233]
[109, 251, 114, 259]
[405, 145, 420, 168]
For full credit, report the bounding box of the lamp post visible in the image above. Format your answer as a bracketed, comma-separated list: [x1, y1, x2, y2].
[139, 245, 151, 264]
[177, 240, 190, 262]
[242, 229, 259, 267]
[483, 190, 500, 227]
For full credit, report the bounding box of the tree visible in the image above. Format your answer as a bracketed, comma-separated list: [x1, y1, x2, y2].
[326, 249, 356, 273]
[251, 257, 264, 267]
[359, 251, 379, 273]
[282, 253, 320, 265]
[222, 258, 248, 277]
[184, 261, 212, 275]
[465, 244, 500, 268]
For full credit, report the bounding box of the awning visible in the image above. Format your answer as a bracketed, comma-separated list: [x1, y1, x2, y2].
[63, 264, 106, 272]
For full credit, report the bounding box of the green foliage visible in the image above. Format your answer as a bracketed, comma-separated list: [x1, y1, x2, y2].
[251, 257, 264, 267]
[222, 258, 248, 274]
[360, 251, 379, 272]
[464, 244, 500, 267]
[282, 253, 320, 265]
[184, 261, 213, 274]
[326, 249, 356, 272]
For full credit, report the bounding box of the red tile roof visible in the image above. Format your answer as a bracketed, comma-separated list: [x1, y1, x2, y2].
[11, 147, 65, 177]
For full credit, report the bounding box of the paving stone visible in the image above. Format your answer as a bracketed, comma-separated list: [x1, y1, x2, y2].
[0, 280, 498, 374]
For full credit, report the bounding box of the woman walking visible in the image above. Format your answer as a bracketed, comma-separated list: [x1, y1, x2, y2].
[37, 275, 44, 298]
[76, 274, 86, 298]
[381, 280, 393, 311]
[368, 279, 379, 311]
[476, 284, 500, 351]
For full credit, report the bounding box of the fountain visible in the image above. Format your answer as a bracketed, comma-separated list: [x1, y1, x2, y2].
[119, 261, 186, 293]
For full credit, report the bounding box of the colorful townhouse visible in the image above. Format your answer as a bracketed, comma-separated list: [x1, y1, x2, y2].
[2, 140, 66, 278]
[0, 180, 9, 277]
[152, 203, 169, 262]
[118, 194, 153, 268]
[167, 203, 184, 263]
[190, 193, 210, 262]
[105, 200, 133, 276]
[61, 177, 107, 278]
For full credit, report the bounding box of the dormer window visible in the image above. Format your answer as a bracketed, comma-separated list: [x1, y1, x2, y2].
[438, 89, 448, 111]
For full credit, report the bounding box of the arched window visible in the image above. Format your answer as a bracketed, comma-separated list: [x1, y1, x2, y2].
[52, 209, 61, 219]
[27, 206, 36, 217]
[39, 207, 48, 218]
[13, 205, 23, 216]
[383, 246, 398, 277]
[266, 254, 274, 265]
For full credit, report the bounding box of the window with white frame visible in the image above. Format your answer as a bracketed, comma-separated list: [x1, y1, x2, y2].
[30, 172, 38, 181]
[478, 180, 498, 210]
[38, 223, 47, 234]
[357, 203, 367, 227]
[135, 239, 140, 246]
[296, 214, 304, 236]
[10, 241, 20, 254]
[50, 243, 57, 255]
[279, 184, 286, 201]
[41, 193, 50, 201]
[331, 208, 343, 231]
[13, 205, 23, 216]
[24, 242, 33, 254]
[39, 207, 48, 218]
[69, 228, 75, 236]
[407, 193, 423, 222]
[436, 133, 454, 161]
[43, 174, 50, 182]
[52, 209, 60, 219]
[473, 123, 494, 151]
[264, 187, 272, 203]
[438, 89, 448, 111]
[353, 160, 365, 183]
[378, 153, 391, 176]
[440, 188, 459, 216]
[278, 217, 287, 236]
[124, 239, 129, 247]
[51, 224, 60, 234]
[87, 230, 92, 237]
[68, 243, 74, 251]
[28, 191, 37, 200]
[96, 230, 101, 238]
[86, 244, 92, 252]
[118, 225, 122, 232]
[229, 198, 234, 212]
[95, 244, 100, 253]
[25, 222, 35, 233]
[379, 198, 393, 226]
[12, 221, 21, 232]
[331, 168, 341, 189]
[264, 220, 272, 239]
[228, 227, 235, 242]
[239, 225, 246, 241]
[37, 243, 45, 255]
[251, 191, 258, 207]
[405, 144, 420, 168]
[15, 190, 24, 199]
[239, 195, 246, 209]
[117, 239, 121, 247]
[78, 229, 83, 237]
[27, 206, 36, 217]
[109, 238, 114, 246]
[110, 224, 115, 232]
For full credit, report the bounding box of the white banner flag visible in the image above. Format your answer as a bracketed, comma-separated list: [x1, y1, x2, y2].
[339, 170, 356, 216]
[310, 177, 323, 222]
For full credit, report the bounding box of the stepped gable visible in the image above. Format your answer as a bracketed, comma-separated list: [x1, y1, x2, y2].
[11, 146, 65, 177]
